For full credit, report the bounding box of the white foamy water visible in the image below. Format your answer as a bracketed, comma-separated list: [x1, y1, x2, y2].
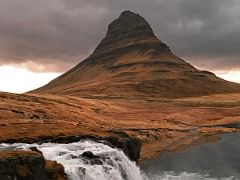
[0, 141, 144, 180]
[0, 141, 236, 180]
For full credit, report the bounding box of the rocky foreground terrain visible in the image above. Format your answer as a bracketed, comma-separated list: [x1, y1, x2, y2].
[0, 11, 240, 179]
[0, 150, 66, 180]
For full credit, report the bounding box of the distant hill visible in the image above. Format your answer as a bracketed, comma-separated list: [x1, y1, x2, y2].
[30, 10, 240, 98]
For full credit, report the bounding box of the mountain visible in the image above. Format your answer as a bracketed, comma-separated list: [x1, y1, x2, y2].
[1, 10, 240, 173]
[30, 10, 240, 98]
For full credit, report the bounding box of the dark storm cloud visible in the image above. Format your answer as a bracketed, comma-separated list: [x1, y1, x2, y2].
[0, 0, 239, 72]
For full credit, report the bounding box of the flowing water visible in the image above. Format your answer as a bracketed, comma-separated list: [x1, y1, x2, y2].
[142, 132, 240, 180]
[0, 133, 239, 180]
[0, 141, 144, 180]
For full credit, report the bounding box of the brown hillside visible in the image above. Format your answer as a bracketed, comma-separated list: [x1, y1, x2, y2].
[0, 92, 240, 161]
[30, 10, 240, 98]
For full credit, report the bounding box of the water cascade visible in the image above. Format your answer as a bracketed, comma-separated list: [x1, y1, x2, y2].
[0, 140, 144, 180]
[0, 139, 237, 180]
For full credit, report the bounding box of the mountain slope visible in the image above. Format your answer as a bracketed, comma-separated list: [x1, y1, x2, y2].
[30, 10, 240, 98]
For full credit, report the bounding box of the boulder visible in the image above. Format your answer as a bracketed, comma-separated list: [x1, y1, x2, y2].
[102, 134, 142, 162]
[0, 151, 67, 180]
[81, 151, 96, 159]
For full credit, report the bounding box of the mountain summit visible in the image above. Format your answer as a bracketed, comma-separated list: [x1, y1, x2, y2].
[31, 10, 240, 98]
[93, 10, 170, 55]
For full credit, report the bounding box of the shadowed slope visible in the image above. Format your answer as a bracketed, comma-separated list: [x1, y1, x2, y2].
[30, 10, 240, 98]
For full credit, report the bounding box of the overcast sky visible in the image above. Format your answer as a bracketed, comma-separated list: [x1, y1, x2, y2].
[0, 0, 240, 92]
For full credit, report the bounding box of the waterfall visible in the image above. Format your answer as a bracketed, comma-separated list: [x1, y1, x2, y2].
[0, 140, 145, 180]
[0, 140, 237, 180]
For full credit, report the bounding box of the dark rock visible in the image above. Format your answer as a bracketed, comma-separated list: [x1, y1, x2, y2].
[112, 131, 130, 138]
[81, 151, 103, 165]
[0, 151, 67, 180]
[119, 137, 142, 162]
[30, 147, 43, 155]
[0, 151, 48, 180]
[81, 151, 96, 159]
[90, 159, 103, 165]
[220, 123, 240, 129]
[101, 135, 142, 162]
[45, 160, 67, 180]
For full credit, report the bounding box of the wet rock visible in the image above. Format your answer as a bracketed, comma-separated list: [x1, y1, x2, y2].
[81, 151, 96, 159]
[81, 151, 103, 165]
[101, 135, 142, 162]
[90, 158, 103, 165]
[0, 151, 48, 180]
[0, 151, 67, 180]
[45, 160, 67, 180]
[120, 137, 142, 162]
[30, 147, 43, 155]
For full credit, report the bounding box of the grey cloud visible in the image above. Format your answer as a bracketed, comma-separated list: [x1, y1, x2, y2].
[0, 0, 239, 72]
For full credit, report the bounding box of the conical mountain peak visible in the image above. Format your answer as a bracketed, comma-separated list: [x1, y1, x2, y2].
[93, 10, 169, 55]
[119, 10, 138, 17]
[106, 10, 155, 38]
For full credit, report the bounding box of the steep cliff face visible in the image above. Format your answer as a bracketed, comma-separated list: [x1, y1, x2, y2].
[30, 10, 240, 98]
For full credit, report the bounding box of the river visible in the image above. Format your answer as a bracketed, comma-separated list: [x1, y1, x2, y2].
[142, 132, 240, 180]
[0, 132, 239, 180]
